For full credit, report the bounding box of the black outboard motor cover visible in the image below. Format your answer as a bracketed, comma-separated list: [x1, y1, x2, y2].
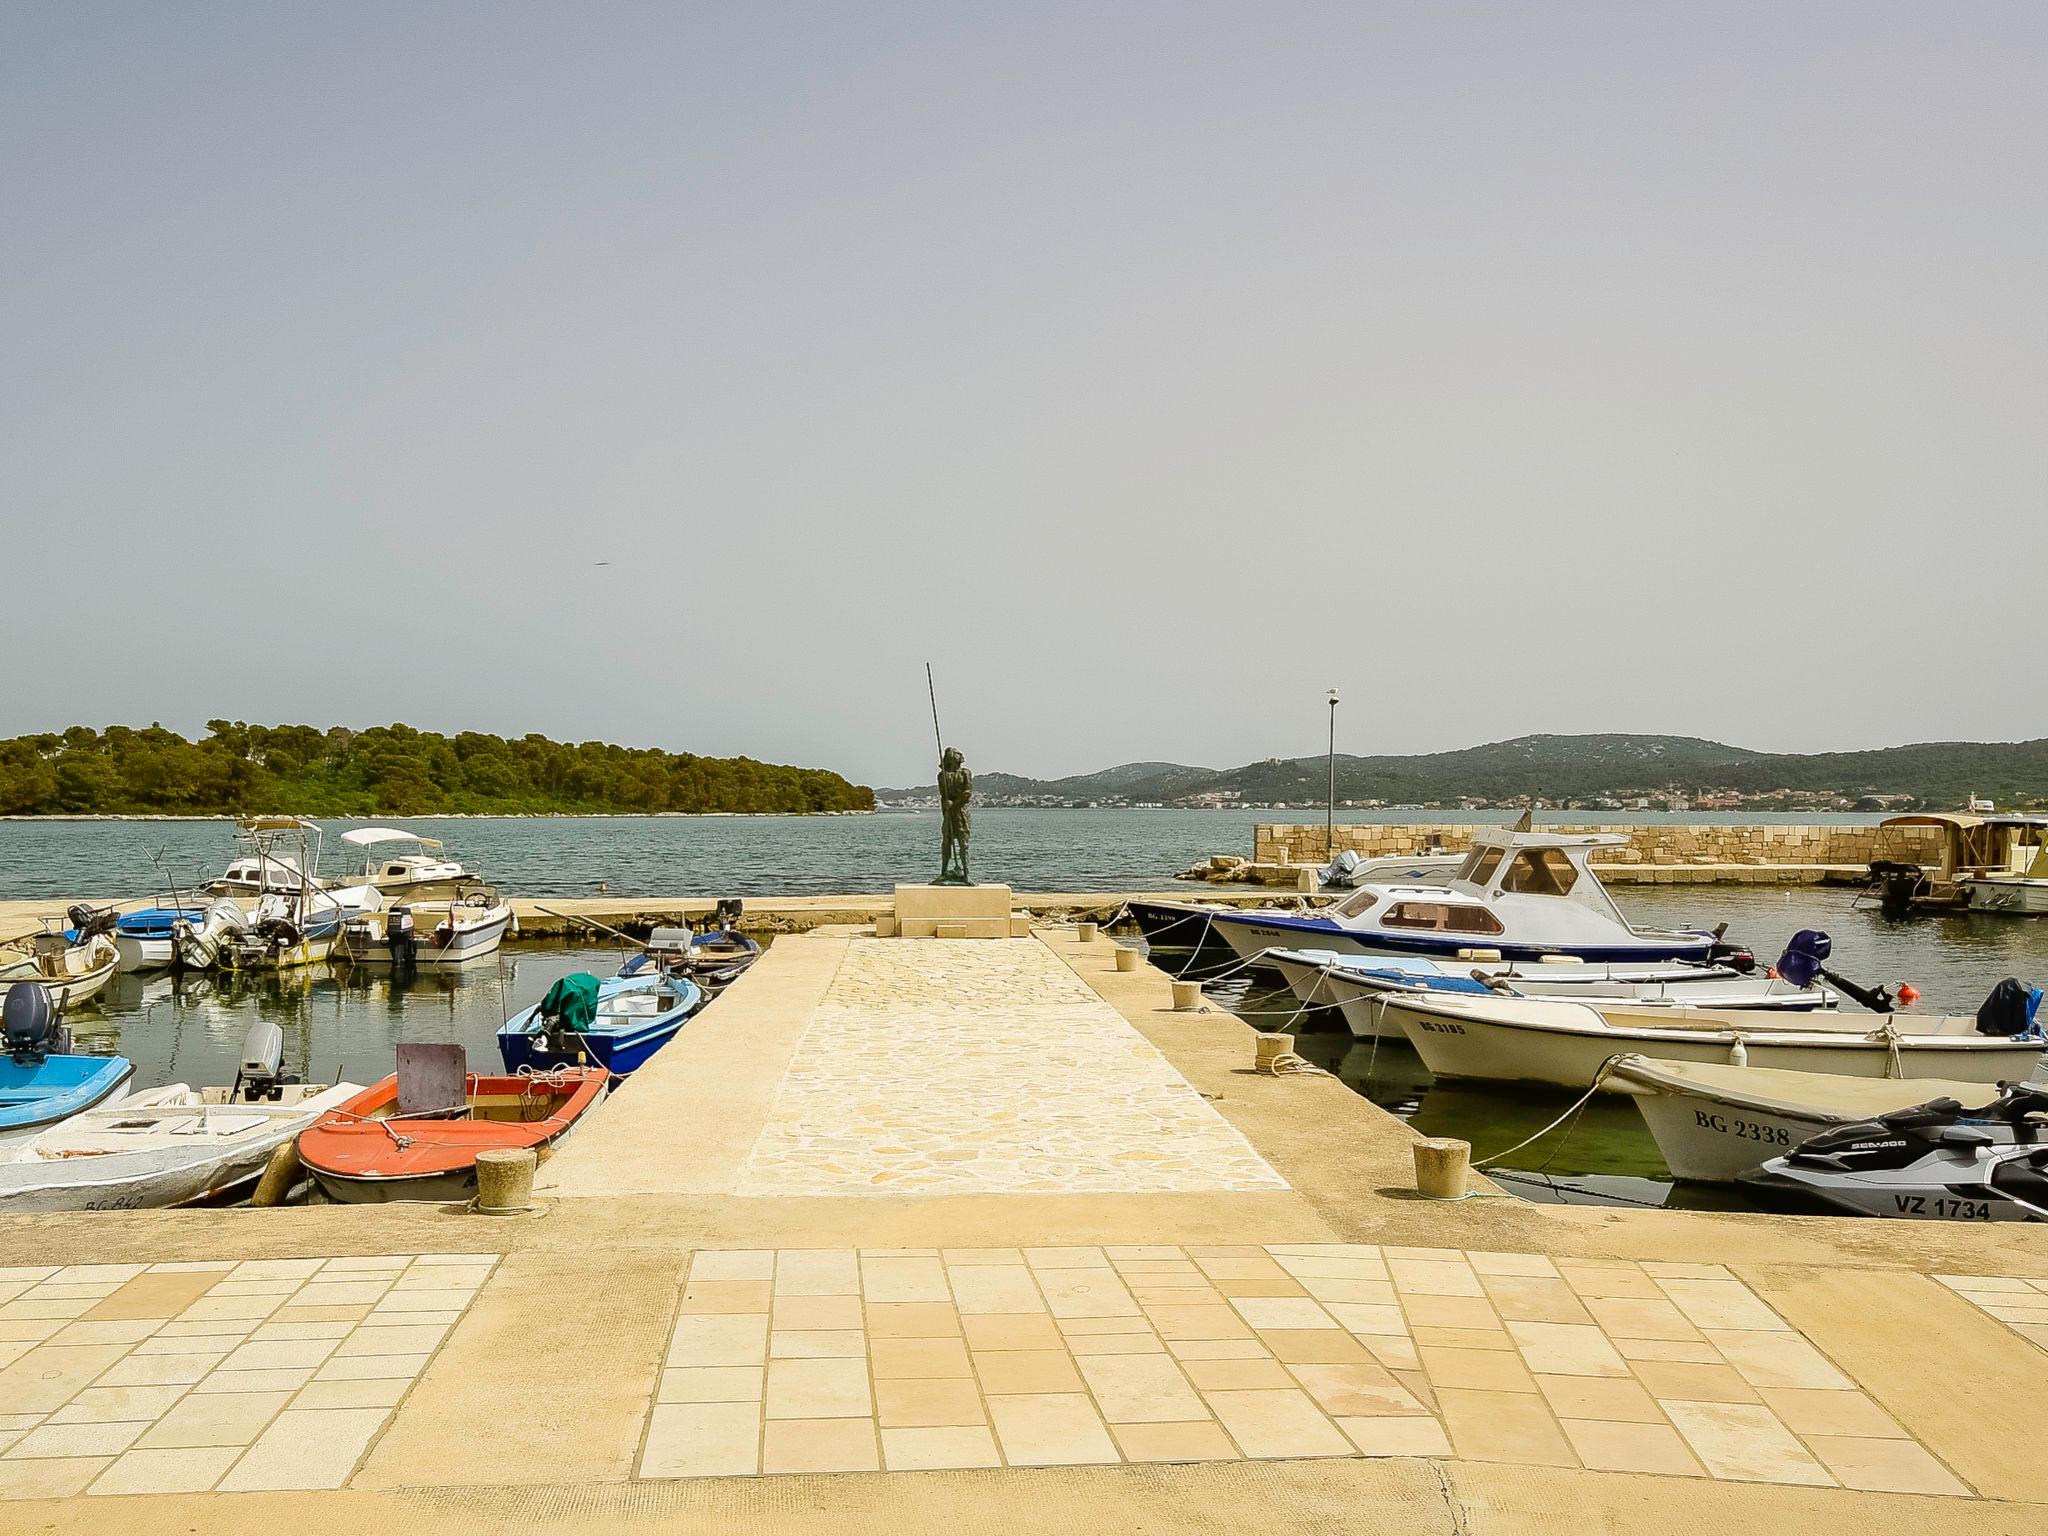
[1786, 1099, 1968, 1173]
[66, 903, 119, 942]
[3, 981, 55, 1061]
[1976, 978, 2043, 1038]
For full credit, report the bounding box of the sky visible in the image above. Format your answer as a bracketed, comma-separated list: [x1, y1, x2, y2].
[2, 3, 2043, 788]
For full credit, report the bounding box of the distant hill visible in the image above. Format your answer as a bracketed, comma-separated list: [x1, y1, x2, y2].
[877, 734, 2048, 808]
[0, 723, 876, 817]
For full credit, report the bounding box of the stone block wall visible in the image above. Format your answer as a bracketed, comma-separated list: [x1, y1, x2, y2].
[1253, 822, 1941, 868]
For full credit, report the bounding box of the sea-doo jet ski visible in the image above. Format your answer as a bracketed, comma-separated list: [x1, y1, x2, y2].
[1745, 1079, 2048, 1221]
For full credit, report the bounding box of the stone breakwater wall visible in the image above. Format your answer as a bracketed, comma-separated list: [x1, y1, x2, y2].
[1255, 822, 1939, 868]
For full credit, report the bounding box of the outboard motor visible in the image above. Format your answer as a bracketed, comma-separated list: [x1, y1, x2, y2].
[1319, 850, 1364, 889]
[385, 905, 417, 969]
[66, 903, 119, 943]
[231, 1019, 293, 1102]
[3, 981, 55, 1064]
[714, 897, 744, 931]
[1867, 861, 1924, 920]
[1773, 930, 1900, 1013]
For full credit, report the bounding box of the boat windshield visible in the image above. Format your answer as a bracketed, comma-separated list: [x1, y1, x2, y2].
[1501, 847, 1579, 897]
[1330, 890, 1379, 919]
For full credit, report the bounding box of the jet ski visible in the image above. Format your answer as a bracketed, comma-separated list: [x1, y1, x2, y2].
[1744, 1079, 2048, 1222]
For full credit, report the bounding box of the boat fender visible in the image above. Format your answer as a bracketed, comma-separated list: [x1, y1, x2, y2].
[1728, 1036, 1747, 1068]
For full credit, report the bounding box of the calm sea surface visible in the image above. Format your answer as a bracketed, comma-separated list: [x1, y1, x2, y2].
[22, 812, 2048, 1213]
[0, 807, 1887, 901]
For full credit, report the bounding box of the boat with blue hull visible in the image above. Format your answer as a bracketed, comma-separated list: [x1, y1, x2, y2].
[496, 971, 705, 1077]
[0, 985, 134, 1154]
[1206, 827, 1723, 969]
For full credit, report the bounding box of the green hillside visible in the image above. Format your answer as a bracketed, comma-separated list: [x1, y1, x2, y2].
[0, 723, 875, 817]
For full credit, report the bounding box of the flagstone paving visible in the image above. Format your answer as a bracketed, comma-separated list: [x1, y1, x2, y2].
[738, 938, 1285, 1195]
[637, 1244, 1972, 1495]
[0, 1254, 497, 1499]
[1932, 1273, 2048, 1352]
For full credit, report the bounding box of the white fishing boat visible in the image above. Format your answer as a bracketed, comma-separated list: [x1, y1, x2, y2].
[1608, 1054, 2048, 1184]
[0, 1024, 359, 1211]
[1384, 989, 2047, 1093]
[337, 891, 515, 967]
[1205, 826, 1723, 968]
[174, 819, 380, 972]
[339, 827, 480, 900]
[0, 914, 120, 1011]
[207, 851, 327, 897]
[1265, 947, 1836, 1041]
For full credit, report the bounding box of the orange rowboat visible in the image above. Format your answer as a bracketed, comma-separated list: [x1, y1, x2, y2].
[296, 1068, 607, 1203]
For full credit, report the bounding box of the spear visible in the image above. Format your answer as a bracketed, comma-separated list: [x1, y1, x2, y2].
[926, 662, 944, 758]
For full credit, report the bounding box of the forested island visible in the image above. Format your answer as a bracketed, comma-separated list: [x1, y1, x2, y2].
[0, 723, 875, 817]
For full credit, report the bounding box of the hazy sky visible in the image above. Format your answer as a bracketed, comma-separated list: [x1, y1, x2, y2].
[3, 4, 2042, 787]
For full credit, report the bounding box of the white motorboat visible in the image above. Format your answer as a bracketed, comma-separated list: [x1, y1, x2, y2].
[1609, 1054, 2048, 1183]
[1265, 948, 1836, 1041]
[1205, 826, 1723, 968]
[1864, 811, 2048, 917]
[174, 820, 381, 972]
[0, 1024, 360, 1211]
[207, 851, 327, 897]
[1383, 989, 2047, 1093]
[339, 827, 480, 900]
[338, 891, 514, 967]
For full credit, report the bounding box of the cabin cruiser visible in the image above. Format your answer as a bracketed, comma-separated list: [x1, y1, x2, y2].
[207, 851, 326, 897]
[339, 827, 479, 900]
[1864, 812, 2048, 917]
[1204, 828, 1723, 967]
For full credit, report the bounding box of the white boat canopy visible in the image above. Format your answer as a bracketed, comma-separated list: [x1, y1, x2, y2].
[340, 828, 443, 849]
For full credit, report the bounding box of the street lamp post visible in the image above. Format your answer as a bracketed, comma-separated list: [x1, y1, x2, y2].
[1326, 688, 1340, 859]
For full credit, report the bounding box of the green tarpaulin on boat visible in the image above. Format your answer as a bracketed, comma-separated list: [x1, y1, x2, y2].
[538, 972, 600, 1034]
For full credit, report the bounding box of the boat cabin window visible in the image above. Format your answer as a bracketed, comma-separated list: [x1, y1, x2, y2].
[1380, 901, 1504, 935]
[1501, 847, 1578, 897]
[1330, 890, 1379, 919]
[1465, 847, 1506, 887]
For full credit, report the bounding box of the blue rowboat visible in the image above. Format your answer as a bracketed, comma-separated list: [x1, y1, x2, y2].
[496, 972, 705, 1077]
[0, 1054, 136, 1153]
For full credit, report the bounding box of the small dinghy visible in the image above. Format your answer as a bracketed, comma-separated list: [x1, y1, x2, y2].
[0, 984, 134, 1154]
[3, 906, 123, 1011]
[498, 971, 704, 1076]
[296, 1045, 607, 1203]
[631, 910, 760, 992]
[1745, 1084, 2048, 1221]
[0, 1023, 359, 1211]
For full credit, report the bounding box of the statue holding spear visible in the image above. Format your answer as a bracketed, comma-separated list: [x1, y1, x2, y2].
[928, 663, 973, 886]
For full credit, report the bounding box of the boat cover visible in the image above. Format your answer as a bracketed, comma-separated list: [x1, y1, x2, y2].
[538, 973, 600, 1034]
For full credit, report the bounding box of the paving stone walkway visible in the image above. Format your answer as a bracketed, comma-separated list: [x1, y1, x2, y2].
[637, 1244, 1973, 1494]
[0, 1255, 497, 1499]
[1932, 1273, 2048, 1350]
[738, 938, 1285, 1195]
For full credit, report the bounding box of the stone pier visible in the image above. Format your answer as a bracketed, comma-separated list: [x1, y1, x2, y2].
[1, 924, 2044, 1533]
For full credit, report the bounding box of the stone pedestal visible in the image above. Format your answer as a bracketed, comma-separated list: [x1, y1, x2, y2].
[892, 884, 1013, 940]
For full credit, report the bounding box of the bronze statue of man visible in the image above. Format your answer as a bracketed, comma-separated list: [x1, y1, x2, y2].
[936, 746, 972, 885]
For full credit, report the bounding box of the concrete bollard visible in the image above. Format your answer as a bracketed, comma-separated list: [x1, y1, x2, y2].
[1255, 1032, 1293, 1072]
[250, 1140, 302, 1207]
[1170, 980, 1203, 1011]
[1076, 922, 1098, 943]
[1413, 1138, 1472, 1200]
[1114, 946, 1140, 973]
[474, 1147, 538, 1214]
